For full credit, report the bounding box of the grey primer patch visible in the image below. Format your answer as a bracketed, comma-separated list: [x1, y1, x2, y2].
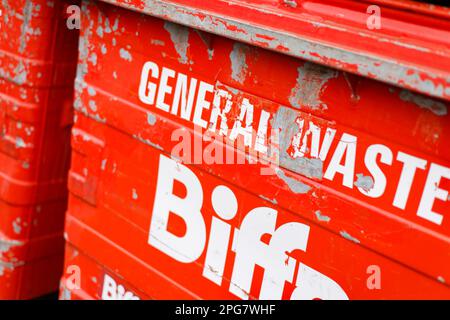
[124, 0, 448, 100]
[15, 137, 26, 148]
[354, 173, 374, 192]
[164, 21, 190, 64]
[19, 0, 33, 54]
[96, 26, 104, 38]
[101, 159, 107, 171]
[119, 48, 133, 62]
[13, 220, 21, 234]
[132, 188, 138, 200]
[13, 61, 27, 85]
[315, 210, 331, 223]
[151, 39, 165, 46]
[289, 62, 338, 110]
[147, 112, 156, 125]
[340, 231, 360, 244]
[399, 90, 447, 116]
[0, 239, 23, 254]
[230, 43, 249, 83]
[271, 106, 324, 179]
[0, 261, 21, 277]
[0, 61, 28, 86]
[276, 169, 311, 194]
[283, 0, 297, 8]
[133, 134, 164, 151]
[259, 195, 278, 205]
[88, 87, 96, 96]
[101, 44, 107, 55]
[89, 100, 97, 112]
[88, 53, 98, 66]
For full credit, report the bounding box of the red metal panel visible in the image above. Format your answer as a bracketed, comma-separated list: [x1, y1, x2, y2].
[61, 1, 449, 299]
[59, 243, 146, 300]
[0, 0, 78, 299]
[96, 0, 450, 101]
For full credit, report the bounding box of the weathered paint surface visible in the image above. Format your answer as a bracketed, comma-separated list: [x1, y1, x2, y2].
[62, 1, 450, 300]
[60, 244, 146, 300]
[97, 0, 450, 101]
[0, 0, 78, 299]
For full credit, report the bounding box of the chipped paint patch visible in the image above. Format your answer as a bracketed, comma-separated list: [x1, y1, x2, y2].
[272, 106, 324, 179]
[88, 53, 98, 66]
[133, 134, 164, 150]
[285, 157, 323, 180]
[399, 90, 447, 116]
[315, 210, 331, 223]
[0, 239, 23, 254]
[15, 137, 26, 148]
[0, 260, 24, 277]
[88, 87, 97, 96]
[147, 112, 156, 125]
[437, 276, 445, 284]
[275, 168, 311, 194]
[230, 43, 249, 83]
[259, 195, 278, 205]
[132, 188, 138, 200]
[101, 159, 107, 171]
[354, 173, 374, 192]
[0, 61, 28, 86]
[13, 61, 27, 85]
[151, 39, 165, 46]
[289, 62, 337, 110]
[164, 21, 190, 64]
[89, 100, 97, 112]
[283, 0, 297, 8]
[101, 44, 107, 55]
[119, 48, 133, 62]
[13, 218, 22, 234]
[19, 0, 33, 54]
[96, 26, 104, 37]
[116, 0, 450, 100]
[340, 231, 360, 244]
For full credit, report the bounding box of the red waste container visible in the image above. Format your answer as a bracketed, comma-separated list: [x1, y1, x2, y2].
[0, 0, 78, 299]
[60, 0, 450, 300]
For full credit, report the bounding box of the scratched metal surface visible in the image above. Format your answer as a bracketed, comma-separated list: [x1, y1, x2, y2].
[61, 0, 450, 299]
[95, 0, 450, 101]
[0, 0, 78, 299]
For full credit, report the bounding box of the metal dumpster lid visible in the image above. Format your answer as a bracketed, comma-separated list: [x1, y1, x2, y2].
[98, 0, 450, 102]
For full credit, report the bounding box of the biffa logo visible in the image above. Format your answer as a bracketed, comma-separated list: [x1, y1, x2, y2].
[147, 154, 348, 300]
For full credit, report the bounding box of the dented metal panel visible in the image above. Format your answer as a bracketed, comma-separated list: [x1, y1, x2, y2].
[0, 0, 78, 299]
[62, 1, 450, 300]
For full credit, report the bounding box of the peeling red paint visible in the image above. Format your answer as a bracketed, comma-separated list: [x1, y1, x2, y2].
[61, 1, 450, 300]
[0, 0, 78, 299]
[98, 0, 450, 101]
